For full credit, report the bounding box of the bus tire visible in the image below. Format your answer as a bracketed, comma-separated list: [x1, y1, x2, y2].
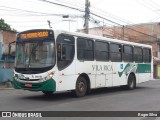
[127, 74, 136, 90]
[74, 76, 87, 97]
[42, 91, 53, 96]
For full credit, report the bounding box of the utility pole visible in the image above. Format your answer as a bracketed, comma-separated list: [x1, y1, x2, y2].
[121, 25, 124, 40]
[84, 0, 90, 34]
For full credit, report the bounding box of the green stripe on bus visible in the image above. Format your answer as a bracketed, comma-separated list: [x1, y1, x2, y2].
[136, 64, 151, 73]
[118, 63, 151, 77]
[12, 78, 56, 92]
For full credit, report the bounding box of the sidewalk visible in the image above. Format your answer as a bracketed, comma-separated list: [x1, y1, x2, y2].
[0, 81, 13, 90]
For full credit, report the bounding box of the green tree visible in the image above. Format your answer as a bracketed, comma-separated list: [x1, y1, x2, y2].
[0, 18, 16, 32]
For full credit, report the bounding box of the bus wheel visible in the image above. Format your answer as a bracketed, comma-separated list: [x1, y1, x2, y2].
[127, 74, 136, 90]
[75, 76, 87, 97]
[42, 91, 53, 96]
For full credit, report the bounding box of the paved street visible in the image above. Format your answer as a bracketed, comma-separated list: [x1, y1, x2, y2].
[1, 79, 160, 120]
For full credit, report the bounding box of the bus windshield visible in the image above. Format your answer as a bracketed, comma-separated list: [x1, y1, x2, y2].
[15, 40, 55, 70]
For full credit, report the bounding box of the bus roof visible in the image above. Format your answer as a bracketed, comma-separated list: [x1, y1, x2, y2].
[54, 30, 152, 48]
[18, 29, 151, 48]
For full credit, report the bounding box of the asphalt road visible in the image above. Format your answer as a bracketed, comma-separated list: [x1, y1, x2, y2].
[1, 79, 160, 120]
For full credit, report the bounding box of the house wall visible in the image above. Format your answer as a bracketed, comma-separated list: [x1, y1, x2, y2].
[2, 30, 16, 54]
[0, 30, 16, 82]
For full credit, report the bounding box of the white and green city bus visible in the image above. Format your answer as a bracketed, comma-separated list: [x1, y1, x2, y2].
[13, 29, 153, 97]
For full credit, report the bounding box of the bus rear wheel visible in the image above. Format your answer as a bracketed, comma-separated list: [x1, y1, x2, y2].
[42, 91, 54, 96]
[127, 74, 136, 90]
[74, 76, 87, 97]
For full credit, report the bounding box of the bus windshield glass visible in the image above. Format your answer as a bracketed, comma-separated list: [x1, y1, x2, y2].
[15, 40, 55, 69]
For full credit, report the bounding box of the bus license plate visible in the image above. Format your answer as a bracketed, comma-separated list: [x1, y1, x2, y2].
[25, 83, 32, 87]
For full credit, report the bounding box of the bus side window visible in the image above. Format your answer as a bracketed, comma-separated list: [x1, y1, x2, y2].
[110, 43, 122, 62]
[77, 38, 94, 61]
[134, 47, 143, 63]
[143, 48, 151, 63]
[95, 40, 109, 61]
[62, 44, 74, 60]
[123, 45, 133, 62]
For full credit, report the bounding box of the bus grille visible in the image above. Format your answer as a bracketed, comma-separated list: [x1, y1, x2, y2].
[19, 78, 40, 81]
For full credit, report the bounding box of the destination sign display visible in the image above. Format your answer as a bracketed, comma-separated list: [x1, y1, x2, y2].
[20, 31, 49, 39]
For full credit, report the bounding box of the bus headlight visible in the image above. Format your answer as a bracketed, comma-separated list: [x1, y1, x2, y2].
[48, 72, 55, 78]
[13, 72, 15, 77]
[40, 72, 54, 82]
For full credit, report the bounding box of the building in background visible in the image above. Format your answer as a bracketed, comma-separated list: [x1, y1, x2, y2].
[78, 22, 160, 78]
[0, 30, 16, 82]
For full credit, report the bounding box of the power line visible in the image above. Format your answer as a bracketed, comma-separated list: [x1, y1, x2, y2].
[150, 15, 160, 22]
[134, 0, 160, 14]
[39, 0, 84, 12]
[147, 0, 160, 9]
[14, 24, 48, 27]
[90, 7, 133, 25]
[53, 0, 84, 10]
[1, 0, 156, 40]
[91, 0, 105, 7]
[0, 5, 82, 18]
[89, 6, 159, 37]
[39, 0, 157, 39]
[86, 0, 158, 35]
[91, 12, 157, 39]
[90, 16, 156, 41]
[0, 5, 57, 16]
[142, 0, 159, 9]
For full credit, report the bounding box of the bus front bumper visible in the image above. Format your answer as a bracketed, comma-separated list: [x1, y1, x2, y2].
[12, 78, 56, 92]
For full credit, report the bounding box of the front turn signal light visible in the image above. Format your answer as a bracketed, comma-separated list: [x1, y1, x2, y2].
[48, 72, 55, 78]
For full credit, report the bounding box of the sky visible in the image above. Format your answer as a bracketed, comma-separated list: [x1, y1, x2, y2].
[0, 0, 160, 32]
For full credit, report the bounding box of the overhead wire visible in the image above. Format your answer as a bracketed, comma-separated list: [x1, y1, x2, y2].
[53, 0, 84, 9]
[39, 0, 157, 39]
[1, 0, 157, 39]
[89, 0, 158, 39]
[89, 1, 154, 34]
[141, 0, 159, 9]
[145, 0, 160, 9]
[90, 16, 124, 39]
[134, 0, 160, 14]
[150, 15, 160, 22]
[0, 5, 83, 18]
[15, 24, 48, 27]
[134, 0, 160, 22]
[38, 0, 84, 12]
[90, 12, 157, 39]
